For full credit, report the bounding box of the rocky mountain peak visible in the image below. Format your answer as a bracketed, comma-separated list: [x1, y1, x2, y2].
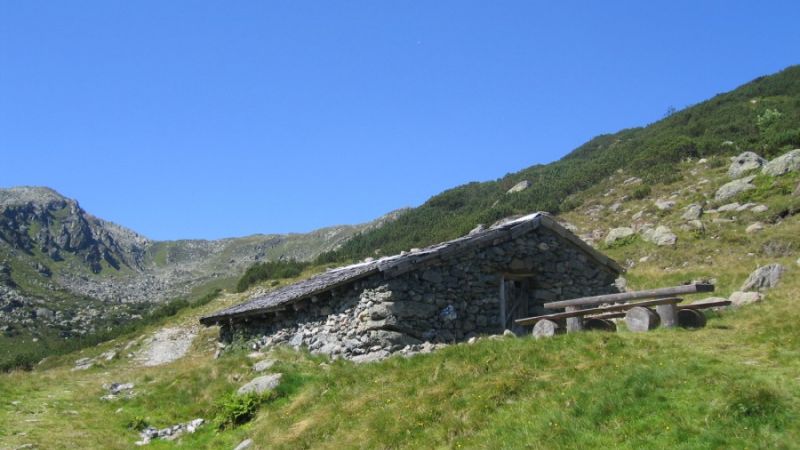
[0, 186, 148, 273]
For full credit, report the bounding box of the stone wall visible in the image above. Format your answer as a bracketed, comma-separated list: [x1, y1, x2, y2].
[221, 227, 619, 362]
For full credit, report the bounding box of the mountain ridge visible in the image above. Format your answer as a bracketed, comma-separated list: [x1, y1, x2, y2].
[0, 186, 404, 366]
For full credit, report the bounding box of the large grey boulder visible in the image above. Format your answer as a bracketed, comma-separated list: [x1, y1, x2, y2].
[640, 226, 677, 246]
[745, 222, 764, 234]
[728, 151, 766, 178]
[762, 149, 800, 176]
[681, 204, 703, 221]
[252, 359, 276, 372]
[234, 439, 254, 450]
[654, 199, 676, 211]
[741, 264, 785, 291]
[715, 176, 756, 201]
[729, 291, 763, 308]
[238, 373, 282, 395]
[605, 227, 635, 245]
[506, 180, 531, 194]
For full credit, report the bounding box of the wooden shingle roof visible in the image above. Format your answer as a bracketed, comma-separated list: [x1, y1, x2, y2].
[199, 212, 621, 325]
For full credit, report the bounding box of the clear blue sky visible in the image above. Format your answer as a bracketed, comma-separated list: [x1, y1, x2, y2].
[1, 1, 798, 240]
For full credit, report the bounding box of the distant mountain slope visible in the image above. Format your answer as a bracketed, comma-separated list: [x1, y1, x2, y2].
[320, 65, 800, 262]
[0, 186, 403, 361]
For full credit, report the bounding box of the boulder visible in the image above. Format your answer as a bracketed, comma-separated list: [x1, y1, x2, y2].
[736, 202, 757, 212]
[604, 227, 635, 245]
[728, 151, 766, 178]
[654, 199, 676, 211]
[762, 149, 800, 176]
[104, 382, 134, 395]
[741, 264, 785, 291]
[729, 291, 763, 308]
[234, 439, 254, 450]
[715, 176, 756, 201]
[237, 373, 282, 395]
[34, 307, 55, 321]
[745, 222, 764, 234]
[506, 180, 531, 194]
[640, 226, 677, 246]
[686, 220, 705, 231]
[717, 202, 741, 212]
[681, 204, 703, 221]
[751, 204, 769, 213]
[252, 359, 276, 372]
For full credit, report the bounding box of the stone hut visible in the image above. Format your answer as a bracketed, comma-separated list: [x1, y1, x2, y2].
[200, 213, 622, 361]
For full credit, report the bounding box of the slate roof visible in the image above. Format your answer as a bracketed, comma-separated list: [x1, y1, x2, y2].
[199, 212, 622, 325]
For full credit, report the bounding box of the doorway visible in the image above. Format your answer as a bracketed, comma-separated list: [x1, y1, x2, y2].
[499, 275, 535, 334]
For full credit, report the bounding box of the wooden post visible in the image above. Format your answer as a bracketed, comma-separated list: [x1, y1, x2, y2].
[499, 276, 506, 330]
[656, 303, 678, 328]
[565, 306, 584, 333]
[625, 306, 660, 332]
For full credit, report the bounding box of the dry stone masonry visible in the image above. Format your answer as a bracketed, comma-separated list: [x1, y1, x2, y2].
[203, 214, 621, 362]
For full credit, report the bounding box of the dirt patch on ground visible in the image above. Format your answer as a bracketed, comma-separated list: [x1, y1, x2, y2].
[135, 327, 197, 366]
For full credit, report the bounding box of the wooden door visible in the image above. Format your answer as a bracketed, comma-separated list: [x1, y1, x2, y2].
[500, 276, 533, 333]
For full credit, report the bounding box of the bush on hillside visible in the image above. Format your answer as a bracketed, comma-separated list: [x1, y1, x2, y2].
[236, 259, 308, 293]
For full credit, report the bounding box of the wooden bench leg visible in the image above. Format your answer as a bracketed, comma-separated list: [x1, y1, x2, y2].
[532, 319, 563, 339]
[656, 303, 678, 328]
[625, 306, 660, 332]
[678, 309, 707, 328]
[565, 306, 584, 333]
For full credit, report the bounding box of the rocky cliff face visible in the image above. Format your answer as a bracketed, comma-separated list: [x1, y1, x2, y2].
[0, 187, 149, 273]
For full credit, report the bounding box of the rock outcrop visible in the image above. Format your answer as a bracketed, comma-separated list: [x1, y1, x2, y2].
[506, 180, 531, 194]
[605, 227, 635, 245]
[715, 176, 756, 201]
[681, 204, 703, 221]
[238, 373, 282, 395]
[729, 291, 763, 308]
[641, 226, 677, 246]
[728, 151, 765, 178]
[741, 264, 785, 291]
[762, 149, 800, 176]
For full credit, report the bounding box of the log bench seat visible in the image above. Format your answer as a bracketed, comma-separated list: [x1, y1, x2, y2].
[514, 283, 728, 338]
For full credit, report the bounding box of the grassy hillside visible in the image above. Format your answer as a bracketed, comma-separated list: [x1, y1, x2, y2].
[1, 149, 799, 449]
[319, 65, 800, 262]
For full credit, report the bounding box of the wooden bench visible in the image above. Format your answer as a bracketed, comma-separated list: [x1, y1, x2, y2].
[514, 283, 726, 338]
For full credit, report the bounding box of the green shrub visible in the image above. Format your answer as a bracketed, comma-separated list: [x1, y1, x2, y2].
[630, 185, 652, 200]
[127, 416, 149, 431]
[236, 260, 309, 293]
[213, 392, 265, 430]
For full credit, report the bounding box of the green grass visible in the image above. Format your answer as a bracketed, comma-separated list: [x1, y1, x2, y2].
[1, 253, 798, 449]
